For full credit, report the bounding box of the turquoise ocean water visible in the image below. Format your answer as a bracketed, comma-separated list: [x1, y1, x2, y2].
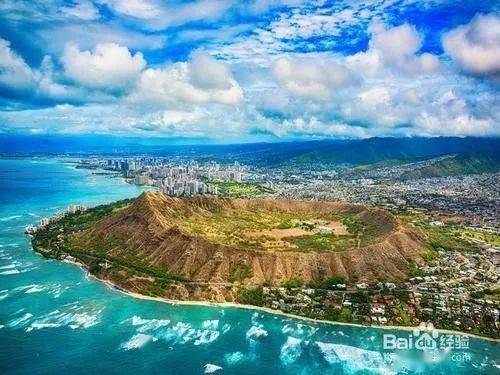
[0, 158, 497, 374]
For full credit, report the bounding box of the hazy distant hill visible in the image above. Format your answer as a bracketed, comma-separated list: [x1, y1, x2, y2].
[1, 135, 499, 169]
[277, 137, 500, 167]
[400, 152, 500, 180]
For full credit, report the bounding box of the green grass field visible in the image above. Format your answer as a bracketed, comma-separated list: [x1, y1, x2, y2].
[207, 181, 271, 197]
[182, 209, 377, 252]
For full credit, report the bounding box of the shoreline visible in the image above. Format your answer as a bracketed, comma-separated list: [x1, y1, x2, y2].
[114, 284, 500, 343]
[66, 259, 499, 343]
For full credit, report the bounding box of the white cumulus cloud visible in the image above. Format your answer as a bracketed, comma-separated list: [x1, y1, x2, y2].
[61, 43, 146, 92]
[347, 22, 440, 75]
[0, 38, 81, 103]
[443, 13, 500, 79]
[272, 56, 358, 100]
[0, 38, 37, 91]
[131, 52, 243, 106]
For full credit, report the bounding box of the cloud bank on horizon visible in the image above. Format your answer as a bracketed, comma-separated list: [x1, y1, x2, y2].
[0, 0, 498, 142]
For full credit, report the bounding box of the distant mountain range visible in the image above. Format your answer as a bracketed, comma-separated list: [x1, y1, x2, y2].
[1, 135, 499, 176]
[260, 137, 500, 167]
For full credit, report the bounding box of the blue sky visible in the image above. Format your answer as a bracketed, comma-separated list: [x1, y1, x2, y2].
[0, 0, 498, 142]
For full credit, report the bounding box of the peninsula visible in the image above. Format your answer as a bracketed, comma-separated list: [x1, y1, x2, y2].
[30, 191, 499, 338]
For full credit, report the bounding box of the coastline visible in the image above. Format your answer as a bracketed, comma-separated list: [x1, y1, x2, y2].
[63, 258, 499, 343]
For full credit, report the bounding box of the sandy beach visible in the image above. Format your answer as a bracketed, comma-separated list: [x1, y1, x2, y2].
[74, 263, 500, 343]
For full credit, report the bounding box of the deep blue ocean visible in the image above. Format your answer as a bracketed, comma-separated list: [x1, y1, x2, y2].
[0, 158, 498, 374]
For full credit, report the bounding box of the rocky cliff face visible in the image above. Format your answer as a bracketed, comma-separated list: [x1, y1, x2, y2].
[72, 192, 425, 302]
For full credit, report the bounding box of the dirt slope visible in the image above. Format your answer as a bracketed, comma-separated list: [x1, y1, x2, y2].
[74, 192, 425, 293]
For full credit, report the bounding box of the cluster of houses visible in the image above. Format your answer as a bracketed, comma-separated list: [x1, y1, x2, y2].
[258, 249, 499, 337]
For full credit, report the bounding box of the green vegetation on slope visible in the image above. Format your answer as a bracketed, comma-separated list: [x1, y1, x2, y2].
[182, 208, 381, 252]
[351, 157, 428, 173]
[283, 232, 354, 252]
[228, 260, 253, 283]
[414, 222, 479, 253]
[31, 200, 189, 285]
[236, 286, 265, 306]
[401, 152, 499, 180]
[459, 228, 500, 247]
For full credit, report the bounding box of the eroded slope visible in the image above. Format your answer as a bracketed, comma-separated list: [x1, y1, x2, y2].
[68, 192, 424, 300]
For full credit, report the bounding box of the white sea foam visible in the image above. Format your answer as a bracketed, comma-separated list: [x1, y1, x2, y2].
[204, 364, 222, 374]
[282, 323, 318, 338]
[26, 306, 102, 331]
[25, 285, 47, 294]
[157, 321, 221, 346]
[0, 215, 21, 222]
[0, 263, 16, 270]
[130, 316, 149, 326]
[2, 243, 19, 247]
[50, 284, 69, 298]
[2, 265, 37, 275]
[181, 328, 197, 343]
[119, 333, 157, 351]
[14, 284, 35, 292]
[246, 325, 268, 340]
[221, 323, 231, 334]
[225, 351, 244, 365]
[194, 329, 220, 345]
[158, 322, 191, 344]
[69, 311, 102, 329]
[280, 336, 303, 365]
[29, 322, 61, 330]
[250, 312, 262, 325]
[130, 315, 171, 332]
[315, 342, 340, 364]
[315, 341, 389, 373]
[0, 269, 20, 275]
[7, 313, 33, 328]
[202, 319, 219, 330]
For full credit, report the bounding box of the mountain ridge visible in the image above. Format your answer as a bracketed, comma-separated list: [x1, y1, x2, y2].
[52, 191, 427, 302]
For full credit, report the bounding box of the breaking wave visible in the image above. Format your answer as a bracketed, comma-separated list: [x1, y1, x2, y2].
[225, 351, 244, 365]
[0, 269, 20, 275]
[315, 341, 390, 373]
[246, 325, 268, 341]
[155, 321, 220, 346]
[280, 336, 303, 365]
[202, 319, 219, 330]
[0, 215, 21, 222]
[194, 330, 220, 346]
[119, 333, 157, 351]
[0, 263, 17, 270]
[129, 315, 171, 332]
[282, 323, 318, 338]
[204, 364, 222, 374]
[24, 305, 103, 332]
[7, 313, 33, 328]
